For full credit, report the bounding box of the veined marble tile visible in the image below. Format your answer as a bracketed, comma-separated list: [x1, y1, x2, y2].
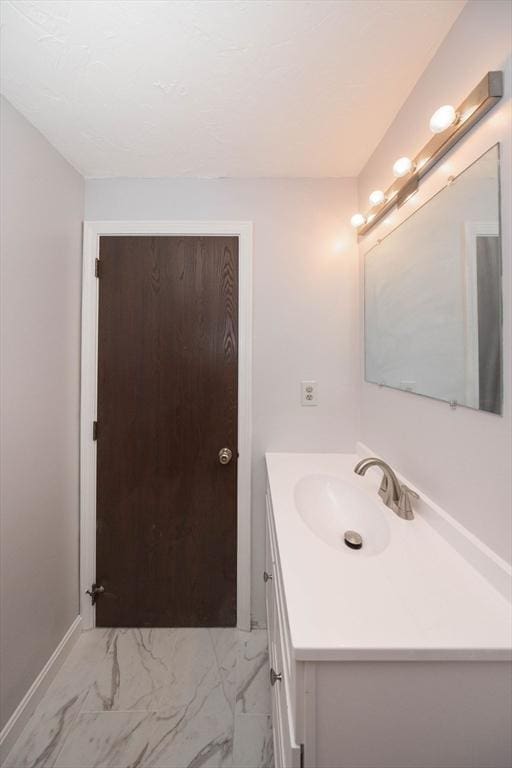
[233, 714, 274, 768]
[161, 628, 226, 713]
[4, 629, 114, 768]
[5, 628, 272, 768]
[209, 629, 238, 712]
[142, 671, 233, 767]
[82, 628, 177, 712]
[236, 630, 271, 715]
[53, 711, 154, 768]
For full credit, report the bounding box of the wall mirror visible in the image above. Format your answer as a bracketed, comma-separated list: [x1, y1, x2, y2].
[364, 144, 502, 414]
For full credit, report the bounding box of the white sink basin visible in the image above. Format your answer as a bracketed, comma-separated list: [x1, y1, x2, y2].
[294, 473, 390, 556]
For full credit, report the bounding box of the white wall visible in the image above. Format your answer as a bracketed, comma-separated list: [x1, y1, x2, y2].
[84, 177, 359, 625]
[358, 0, 512, 563]
[0, 97, 84, 727]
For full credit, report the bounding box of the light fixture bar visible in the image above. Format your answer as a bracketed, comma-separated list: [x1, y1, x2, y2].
[357, 71, 503, 237]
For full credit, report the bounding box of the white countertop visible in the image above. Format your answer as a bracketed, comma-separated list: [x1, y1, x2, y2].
[265, 452, 512, 662]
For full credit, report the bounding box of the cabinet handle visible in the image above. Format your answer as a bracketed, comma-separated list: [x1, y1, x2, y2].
[270, 667, 282, 686]
[263, 571, 273, 583]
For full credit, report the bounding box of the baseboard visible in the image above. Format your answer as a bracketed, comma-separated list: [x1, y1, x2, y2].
[0, 616, 82, 763]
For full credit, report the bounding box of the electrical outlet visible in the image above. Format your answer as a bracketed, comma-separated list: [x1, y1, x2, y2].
[301, 380, 318, 406]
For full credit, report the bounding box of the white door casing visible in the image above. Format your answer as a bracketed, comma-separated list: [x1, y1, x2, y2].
[80, 221, 253, 630]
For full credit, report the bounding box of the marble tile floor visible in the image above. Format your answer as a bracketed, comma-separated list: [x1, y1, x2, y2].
[4, 628, 273, 768]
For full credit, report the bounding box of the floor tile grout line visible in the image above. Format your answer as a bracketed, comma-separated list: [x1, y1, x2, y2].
[6, 628, 273, 768]
[4, 631, 114, 768]
[76, 628, 118, 717]
[49, 629, 121, 768]
[49, 691, 88, 768]
[76, 709, 162, 714]
[48, 627, 164, 768]
[209, 628, 238, 713]
[54, 711, 159, 768]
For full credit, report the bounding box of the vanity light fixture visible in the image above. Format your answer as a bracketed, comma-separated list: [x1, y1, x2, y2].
[460, 104, 478, 123]
[396, 173, 419, 207]
[353, 71, 503, 236]
[392, 156, 414, 178]
[369, 190, 385, 206]
[350, 213, 366, 228]
[429, 104, 458, 133]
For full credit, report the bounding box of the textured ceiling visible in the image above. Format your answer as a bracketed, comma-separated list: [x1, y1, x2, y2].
[0, 0, 465, 177]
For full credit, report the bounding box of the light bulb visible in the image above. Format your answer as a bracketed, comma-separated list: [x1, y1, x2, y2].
[393, 157, 414, 178]
[369, 190, 385, 206]
[350, 213, 366, 228]
[429, 104, 457, 133]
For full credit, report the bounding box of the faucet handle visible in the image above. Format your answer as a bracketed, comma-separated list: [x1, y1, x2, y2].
[397, 485, 419, 520]
[378, 473, 389, 499]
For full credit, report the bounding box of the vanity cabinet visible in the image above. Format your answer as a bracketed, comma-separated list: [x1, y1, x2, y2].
[265, 492, 302, 768]
[265, 476, 512, 768]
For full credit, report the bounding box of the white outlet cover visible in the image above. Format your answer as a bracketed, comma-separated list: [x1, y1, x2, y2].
[301, 381, 318, 406]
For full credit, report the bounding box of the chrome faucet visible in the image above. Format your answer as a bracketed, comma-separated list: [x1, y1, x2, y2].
[354, 457, 419, 520]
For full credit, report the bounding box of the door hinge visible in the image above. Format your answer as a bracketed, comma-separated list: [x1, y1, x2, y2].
[86, 583, 104, 605]
[95, 258, 100, 278]
[93, 421, 98, 440]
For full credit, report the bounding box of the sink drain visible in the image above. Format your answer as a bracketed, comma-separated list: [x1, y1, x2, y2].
[344, 530, 363, 550]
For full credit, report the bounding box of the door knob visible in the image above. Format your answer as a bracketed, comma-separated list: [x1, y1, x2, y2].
[218, 447, 233, 465]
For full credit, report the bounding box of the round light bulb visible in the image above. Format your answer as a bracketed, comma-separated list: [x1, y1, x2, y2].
[350, 213, 366, 228]
[392, 157, 414, 178]
[429, 104, 457, 134]
[369, 190, 385, 206]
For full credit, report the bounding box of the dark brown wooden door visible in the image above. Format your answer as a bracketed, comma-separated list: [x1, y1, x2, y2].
[95, 236, 238, 627]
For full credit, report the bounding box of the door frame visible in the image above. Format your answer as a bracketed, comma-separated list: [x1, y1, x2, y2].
[80, 221, 253, 630]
